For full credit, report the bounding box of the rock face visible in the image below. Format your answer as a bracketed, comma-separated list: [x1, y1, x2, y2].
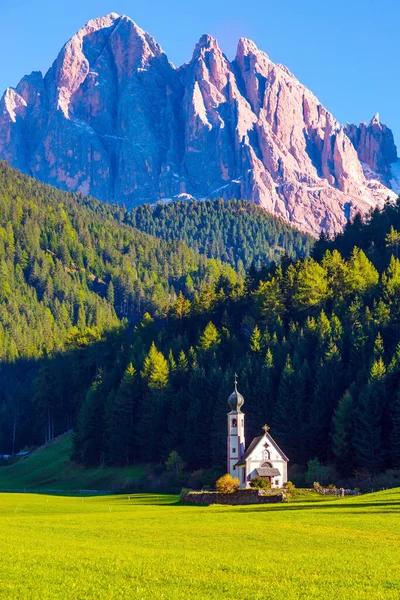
[345, 114, 398, 181]
[0, 13, 398, 236]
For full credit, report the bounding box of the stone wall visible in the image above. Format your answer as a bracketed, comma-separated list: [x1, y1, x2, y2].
[316, 487, 358, 496]
[184, 489, 284, 505]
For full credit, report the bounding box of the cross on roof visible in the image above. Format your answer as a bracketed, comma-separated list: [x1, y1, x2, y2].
[262, 424, 270, 433]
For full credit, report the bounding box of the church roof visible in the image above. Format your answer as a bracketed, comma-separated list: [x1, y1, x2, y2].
[234, 432, 289, 467]
[256, 467, 281, 477]
[235, 436, 263, 466]
[265, 432, 289, 462]
[228, 381, 244, 412]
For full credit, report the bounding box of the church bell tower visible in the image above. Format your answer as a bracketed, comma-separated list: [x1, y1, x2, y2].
[227, 375, 245, 477]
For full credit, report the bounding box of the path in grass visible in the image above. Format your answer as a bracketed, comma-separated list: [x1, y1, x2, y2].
[0, 489, 399, 599]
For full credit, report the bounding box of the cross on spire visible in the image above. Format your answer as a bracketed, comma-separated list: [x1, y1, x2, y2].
[234, 372, 238, 388]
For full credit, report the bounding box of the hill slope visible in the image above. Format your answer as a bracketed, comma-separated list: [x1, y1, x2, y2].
[128, 199, 312, 270]
[0, 435, 143, 492]
[0, 160, 239, 362]
[0, 161, 240, 454]
[71, 197, 400, 480]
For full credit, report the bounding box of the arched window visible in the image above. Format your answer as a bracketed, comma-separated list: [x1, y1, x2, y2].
[261, 461, 273, 468]
[263, 443, 270, 460]
[232, 418, 237, 428]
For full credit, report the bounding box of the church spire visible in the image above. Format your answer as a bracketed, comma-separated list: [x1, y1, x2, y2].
[227, 373, 246, 477]
[227, 374, 244, 412]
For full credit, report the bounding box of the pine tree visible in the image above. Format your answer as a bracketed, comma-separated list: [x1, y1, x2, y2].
[72, 370, 106, 466]
[331, 390, 354, 474]
[293, 258, 328, 311]
[373, 333, 385, 360]
[173, 291, 191, 322]
[106, 280, 115, 306]
[385, 226, 400, 258]
[382, 255, 400, 298]
[345, 248, 379, 294]
[106, 363, 138, 465]
[198, 322, 221, 352]
[141, 342, 169, 390]
[250, 325, 262, 353]
[168, 349, 177, 373]
[390, 390, 400, 468]
[177, 350, 189, 374]
[273, 355, 299, 460]
[353, 360, 387, 474]
[254, 277, 285, 323]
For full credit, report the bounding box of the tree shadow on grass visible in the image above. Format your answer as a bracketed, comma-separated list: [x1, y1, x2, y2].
[207, 500, 400, 514]
[106, 493, 181, 506]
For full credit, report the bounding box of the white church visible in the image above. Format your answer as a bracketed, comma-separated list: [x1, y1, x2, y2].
[227, 378, 288, 488]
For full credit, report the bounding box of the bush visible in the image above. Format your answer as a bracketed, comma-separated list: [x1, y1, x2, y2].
[284, 481, 296, 496]
[165, 451, 186, 478]
[216, 474, 239, 494]
[305, 458, 336, 486]
[179, 488, 191, 502]
[249, 476, 271, 490]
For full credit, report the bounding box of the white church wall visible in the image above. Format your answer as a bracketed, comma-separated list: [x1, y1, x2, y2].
[227, 412, 245, 478]
[244, 435, 288, 488]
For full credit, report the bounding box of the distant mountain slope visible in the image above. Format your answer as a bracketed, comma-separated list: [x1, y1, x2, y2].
[0, 13, 397, 235]
[0, 161, 238, 362]
[128, 199, 312, 270]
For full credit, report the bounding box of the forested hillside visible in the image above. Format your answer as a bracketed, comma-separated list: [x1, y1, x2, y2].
[0, 162, 240, 451]
[128, 199, 312, 271]
[3, 159, 400, 484]
[72, 199, 400, 481]
[0, 161, 240, 362]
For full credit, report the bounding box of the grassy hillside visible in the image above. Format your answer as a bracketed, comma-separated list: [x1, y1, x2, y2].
[0, 489, 399, 598]
[0, 435, 144, 492]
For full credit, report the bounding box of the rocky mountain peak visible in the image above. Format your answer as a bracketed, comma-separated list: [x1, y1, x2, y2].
[0, 14, 397, 236]
[370, 112, 380, 126]
[236, 37, 261, 58]
[345, 116, 397, 180]
[194, 34, 220, 52]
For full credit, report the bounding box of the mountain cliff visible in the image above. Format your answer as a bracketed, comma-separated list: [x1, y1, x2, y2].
[0, 13, 398, 236]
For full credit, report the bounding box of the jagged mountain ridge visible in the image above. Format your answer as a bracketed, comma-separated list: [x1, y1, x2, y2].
[0, 12, 398, 236]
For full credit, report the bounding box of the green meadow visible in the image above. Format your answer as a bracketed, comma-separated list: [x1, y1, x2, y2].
[0, 436, 144, 492]
[0, 489, 399, 599]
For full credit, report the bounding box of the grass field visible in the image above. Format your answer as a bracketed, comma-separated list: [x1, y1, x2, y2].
[0, 436, 144, 492]
[0, 489, 399, 599]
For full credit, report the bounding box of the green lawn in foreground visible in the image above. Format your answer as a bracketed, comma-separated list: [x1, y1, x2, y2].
[0, 436, 144, 492]
[0, 489, 399, 599]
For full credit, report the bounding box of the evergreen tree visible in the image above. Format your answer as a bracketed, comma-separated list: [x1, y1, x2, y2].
[332, 390, 354, 474]
[72, 370, 106, 466]
[198, 322, 221, 353]
[141, 343, 169, 390]
[353, 361, 387, 474]
[106, 363, 138, 465]
[250, 325, 262, 353]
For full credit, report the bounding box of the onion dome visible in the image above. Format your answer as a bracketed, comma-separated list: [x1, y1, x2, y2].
[228, 376, 244, 412]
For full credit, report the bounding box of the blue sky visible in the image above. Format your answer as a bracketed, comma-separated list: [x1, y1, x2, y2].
[0, 0, 398, 147]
